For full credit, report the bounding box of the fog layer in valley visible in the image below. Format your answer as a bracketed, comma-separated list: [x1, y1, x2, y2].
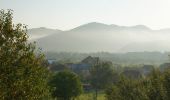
[28, 22, 170, 53]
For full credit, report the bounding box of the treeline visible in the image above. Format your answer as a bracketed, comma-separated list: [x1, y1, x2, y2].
[45, 51, 169, 65]
[106, 69, 170, 100]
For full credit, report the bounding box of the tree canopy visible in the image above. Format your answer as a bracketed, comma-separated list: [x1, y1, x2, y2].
[50, 71, 83, 100]
[89, 61, 115, 100]
[0, 10, 50, 99]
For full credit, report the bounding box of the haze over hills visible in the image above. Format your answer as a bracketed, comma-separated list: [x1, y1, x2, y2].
[28, 22, 170, 53]
[28, 27, 62, 40]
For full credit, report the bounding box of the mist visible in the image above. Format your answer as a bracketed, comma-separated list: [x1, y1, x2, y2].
[28, 22, 170, 53]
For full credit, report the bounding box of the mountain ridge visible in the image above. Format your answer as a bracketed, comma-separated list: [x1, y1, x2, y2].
[28, 22, 170, 32]
[28, 22, 170, 53]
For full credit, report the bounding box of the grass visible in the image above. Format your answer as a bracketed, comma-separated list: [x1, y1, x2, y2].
[76, 92, 105, 100]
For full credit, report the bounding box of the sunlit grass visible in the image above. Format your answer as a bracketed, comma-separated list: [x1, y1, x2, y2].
[76, 92, 105, 100]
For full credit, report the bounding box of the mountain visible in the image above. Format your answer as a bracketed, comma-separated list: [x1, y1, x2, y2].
[71, 22, 114, 31]
[28, 27, 62, 41]
[28, 22, 170, 53]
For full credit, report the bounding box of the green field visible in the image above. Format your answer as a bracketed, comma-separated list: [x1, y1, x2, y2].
[76, 92, 105, 100]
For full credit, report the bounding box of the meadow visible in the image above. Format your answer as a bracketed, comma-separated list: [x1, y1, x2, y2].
[76, 92, 105, 100]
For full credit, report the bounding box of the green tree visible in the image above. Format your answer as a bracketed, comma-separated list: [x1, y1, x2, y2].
[146, 69, 166, 100]
[105, 77, 149, 100]
[0, 10, 50, 99]
[162, 69, 170, 99]
[105, 85, 121, 100]
[50, 71, 83, 100]
[90, 61, 115, 100]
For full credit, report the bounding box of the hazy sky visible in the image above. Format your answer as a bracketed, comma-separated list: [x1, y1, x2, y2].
[1, 0, 170, 30]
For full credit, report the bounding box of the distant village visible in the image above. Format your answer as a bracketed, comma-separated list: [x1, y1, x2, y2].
[48, 56, 170, 81]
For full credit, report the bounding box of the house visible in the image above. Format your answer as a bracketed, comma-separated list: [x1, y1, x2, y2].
[65, 56, 100, 79]
[81, 56, 100, 65]
[66, 56, 100, 70]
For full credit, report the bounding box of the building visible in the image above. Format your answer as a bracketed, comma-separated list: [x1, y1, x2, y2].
[81, 56, 100, 65]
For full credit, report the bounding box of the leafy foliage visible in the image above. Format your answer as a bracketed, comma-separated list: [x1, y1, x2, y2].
[146, 69, 166, 100]
[106, 77, 149, 100]
[50, 71, 83, 100]
[0, 10, 50, 99]
[89, 61, 115, 100]
[105, 69, 170, 100]
[90, 62, 115, 89]
[162, 69, 170, 99]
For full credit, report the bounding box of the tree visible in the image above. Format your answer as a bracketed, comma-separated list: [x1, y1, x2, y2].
[105, 85, 121, 100]
[50, 71, 83, 100]
[146, 69, 166, 100]
[162, 69, 170, 99]
[0, 10, 50, 99]
[89, 61, 115, 100]
[105, 77, 149, 100]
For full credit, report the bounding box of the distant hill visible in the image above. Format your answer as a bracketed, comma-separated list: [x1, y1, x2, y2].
[28, 22, 170, 52]
[28, 27, 62, 41]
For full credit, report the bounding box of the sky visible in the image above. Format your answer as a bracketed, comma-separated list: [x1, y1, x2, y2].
[1, 0, 170, 30]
